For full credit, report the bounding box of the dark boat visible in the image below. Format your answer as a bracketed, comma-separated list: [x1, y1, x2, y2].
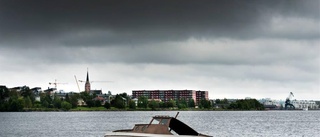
[104, 112, 211, 137]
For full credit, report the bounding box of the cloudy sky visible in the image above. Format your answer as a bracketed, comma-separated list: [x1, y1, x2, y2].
[0, 0, 319, 100]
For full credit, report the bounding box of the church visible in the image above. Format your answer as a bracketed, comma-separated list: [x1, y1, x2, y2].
[84, 70, 102, 95]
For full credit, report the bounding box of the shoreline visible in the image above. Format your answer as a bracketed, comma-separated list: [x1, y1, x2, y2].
[3, 107, 318, 112]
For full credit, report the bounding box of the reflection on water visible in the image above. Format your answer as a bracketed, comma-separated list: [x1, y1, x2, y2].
[0, 111, 319, 137]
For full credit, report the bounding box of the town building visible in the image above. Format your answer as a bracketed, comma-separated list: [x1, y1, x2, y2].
[291, 100, 319, 110]
[259, 98, 282, 110]
[132, 90, 209, 105]
[31, 87, 42, 96]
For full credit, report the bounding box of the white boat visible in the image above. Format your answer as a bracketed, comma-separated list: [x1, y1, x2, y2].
[303, 107, 308, 111]
[104, 112, 211, 137]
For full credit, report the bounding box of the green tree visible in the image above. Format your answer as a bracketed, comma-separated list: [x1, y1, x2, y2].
[167, 100, 176, 108]
[18, 97, 25, 109]
[94, 100, 102, 107]
[86, 100, 94, 108]
[9, 100, 20, 111]
[20, 86, 32, 98]
[53, 95, 62, 109]
[9, 98, 24, 111]
[119, 93, 129, 100]
[41, 93, 52, 107]
[200, 99, 211, 109]
[138, 96, 148, 108]
[104, 102, 111, 109]
[33, 101, 42, 108]
[112, 95, 125, 109]
[80, 92, 92, 102]
[65, 93, 70, 103]
[228, 99, 264, 110]
[70, 94, 79, 108]
[0, 86, 10, 111]
[178, 98, 187, 109]
[159, 102, 166, 108]
[188, 99, 195, 108]
[148, 100, 159, 110]
[24, 96, 32, 108]
[9, 90, 19, 98]
[42, 100, 49, 108]
[0, 86, 10, 101]
[215, 99, 221, 104]
[128, 100, 136, 109]
[222, 98, 229, 104]
[61, 101, 72, 111]
[0, 101, 9, 111]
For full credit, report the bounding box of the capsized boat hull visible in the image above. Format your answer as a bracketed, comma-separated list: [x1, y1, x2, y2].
[105, 112, 212, 137]
[104, 131, 211, 137]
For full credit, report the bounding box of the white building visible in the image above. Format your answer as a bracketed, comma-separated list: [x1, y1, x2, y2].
[259, 98, 282, 107]
[291, 100, 319, 109]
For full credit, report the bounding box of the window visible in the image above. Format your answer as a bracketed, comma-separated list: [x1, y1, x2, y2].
[135, 126, 140, 131]
[160, 119, 169, 125]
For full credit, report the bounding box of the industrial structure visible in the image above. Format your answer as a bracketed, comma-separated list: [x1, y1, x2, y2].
[132, 90, 209, 105]
[285, 92, 295, 110]
[48, 79, 67, 89]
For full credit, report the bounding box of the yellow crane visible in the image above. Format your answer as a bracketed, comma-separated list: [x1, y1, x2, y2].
[74, 75, 81, 93]
[75, 77, 113, 92]
[49, 79, 67, 89]
[78, 80, 114, 83]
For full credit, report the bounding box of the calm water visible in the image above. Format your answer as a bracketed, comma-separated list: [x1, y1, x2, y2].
[0, 111, 319, 137]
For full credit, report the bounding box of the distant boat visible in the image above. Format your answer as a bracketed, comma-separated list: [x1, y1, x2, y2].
[104, 112, 211, 137]
[302, 107, 308, 111]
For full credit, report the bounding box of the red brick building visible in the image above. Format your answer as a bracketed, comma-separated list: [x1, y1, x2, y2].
[132, 90, 209, 105]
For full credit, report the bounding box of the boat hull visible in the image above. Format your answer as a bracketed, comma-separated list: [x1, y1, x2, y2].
[104, 132, 210, 137]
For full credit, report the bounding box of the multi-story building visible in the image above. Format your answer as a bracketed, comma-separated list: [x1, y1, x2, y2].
[291, 100, 319, 110]
[132, 90, 209, 105]
[196, 91, 209, 104]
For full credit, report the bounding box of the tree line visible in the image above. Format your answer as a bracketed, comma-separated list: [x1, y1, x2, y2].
[104, 93, 211, 110]
[1, 86, 264, 111]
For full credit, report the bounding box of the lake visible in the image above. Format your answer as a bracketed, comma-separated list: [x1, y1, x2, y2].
[0, 111, 319, 137]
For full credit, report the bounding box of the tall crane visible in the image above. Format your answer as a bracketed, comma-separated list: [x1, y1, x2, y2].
[78, 80, 114, 83]
[74, 75, 81, 93]
[78, 68, 114, 93]
[285, 92, 295, 110]
[77, 80, 113, 91]
[49, 79, 67, 89]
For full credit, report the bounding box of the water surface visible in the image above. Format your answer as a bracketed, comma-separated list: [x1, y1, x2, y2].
[0, 111, 319, 137]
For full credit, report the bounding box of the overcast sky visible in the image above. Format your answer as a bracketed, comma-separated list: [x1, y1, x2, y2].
[0, 0, 319, 100]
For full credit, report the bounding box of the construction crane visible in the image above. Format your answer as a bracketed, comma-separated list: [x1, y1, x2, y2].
[76, 77, 113, 91]
[78, 80, 114, 83]
[285, 92, 295, 110]
[74, 75, 81, 93]
[49, 79, 67, 89]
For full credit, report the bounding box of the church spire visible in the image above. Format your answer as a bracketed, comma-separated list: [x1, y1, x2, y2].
[85, 68, 91, 93]
[86, 68, 89, 82]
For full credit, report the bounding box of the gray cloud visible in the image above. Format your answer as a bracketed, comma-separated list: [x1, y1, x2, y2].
[0, 0, 318, 47]
[0, 0, 319, 99]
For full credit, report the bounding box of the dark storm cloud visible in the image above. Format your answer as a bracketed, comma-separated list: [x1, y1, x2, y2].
[0, 0, 318, 47]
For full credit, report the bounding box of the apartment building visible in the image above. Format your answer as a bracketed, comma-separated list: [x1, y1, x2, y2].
[132, 90, 209, 105]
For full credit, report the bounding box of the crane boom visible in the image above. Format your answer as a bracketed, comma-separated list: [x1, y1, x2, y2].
[78, 80, 114, 83]
[74, 75, 81, 92]
[287, 92, 294, 100]
[49, 79, 67, 89]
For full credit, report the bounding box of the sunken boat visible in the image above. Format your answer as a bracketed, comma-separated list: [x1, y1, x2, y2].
[104, 112, 211, 137]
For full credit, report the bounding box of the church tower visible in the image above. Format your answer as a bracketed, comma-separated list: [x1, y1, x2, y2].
[85, 69, 91, 93]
